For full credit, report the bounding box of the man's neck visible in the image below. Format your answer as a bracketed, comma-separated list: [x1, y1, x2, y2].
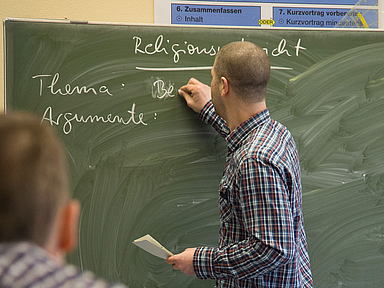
[225, 100, 267, 132]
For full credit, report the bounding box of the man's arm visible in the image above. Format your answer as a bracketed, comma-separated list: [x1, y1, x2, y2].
[179, 78, 230, 138]
[193, 159, 296, 280]
[166, 159, 295, 279]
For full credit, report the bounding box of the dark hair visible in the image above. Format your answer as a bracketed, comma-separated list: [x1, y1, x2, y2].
[214, 41, 270, 102]
[0, 112, 69, 247]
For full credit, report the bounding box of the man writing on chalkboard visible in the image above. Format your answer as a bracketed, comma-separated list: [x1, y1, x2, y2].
[166, 41, 313, 287]
[0, 113, 128, 288]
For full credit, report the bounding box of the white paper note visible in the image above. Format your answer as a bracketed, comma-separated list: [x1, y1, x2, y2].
[133, 234, 173, 259]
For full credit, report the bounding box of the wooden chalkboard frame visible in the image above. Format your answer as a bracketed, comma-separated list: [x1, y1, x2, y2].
[5, 18, 384, 287]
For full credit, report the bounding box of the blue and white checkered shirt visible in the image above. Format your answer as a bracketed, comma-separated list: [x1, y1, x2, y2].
[193, 101, 313, 288]
[0, 242, 128, 288]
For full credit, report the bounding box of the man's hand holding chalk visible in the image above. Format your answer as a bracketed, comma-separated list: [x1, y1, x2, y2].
[178, 78, 211, 113]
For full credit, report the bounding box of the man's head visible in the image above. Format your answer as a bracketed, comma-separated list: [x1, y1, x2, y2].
[0, 112, 79, 258]
[212, 41, 270, 104]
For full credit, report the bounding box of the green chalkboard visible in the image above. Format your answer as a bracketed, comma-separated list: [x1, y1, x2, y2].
[5, 19, 384, 287]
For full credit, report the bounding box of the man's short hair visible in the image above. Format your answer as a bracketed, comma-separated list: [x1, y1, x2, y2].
[214, 41, 270, 103]
[0, 112, 69, 247]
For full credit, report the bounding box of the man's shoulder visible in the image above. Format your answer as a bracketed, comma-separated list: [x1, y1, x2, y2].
[0, 242, 127, 288]
[242, 118, 297, 164]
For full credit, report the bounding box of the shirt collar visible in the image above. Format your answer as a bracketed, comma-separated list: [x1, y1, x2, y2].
[226, 109, 270, 152]
[0, 241, 61, 267]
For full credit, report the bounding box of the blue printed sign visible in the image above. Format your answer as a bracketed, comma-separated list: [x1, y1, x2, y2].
[171, 4, 261, 26]
[273, 7, 378, 28]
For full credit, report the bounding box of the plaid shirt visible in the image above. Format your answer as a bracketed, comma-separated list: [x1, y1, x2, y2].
[0, 242, 127, 288]
[193, 101, 313, 288]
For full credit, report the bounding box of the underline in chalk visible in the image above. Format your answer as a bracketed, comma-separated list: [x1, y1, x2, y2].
[136, 66, 212, 71]
[135, 66, 293, 71]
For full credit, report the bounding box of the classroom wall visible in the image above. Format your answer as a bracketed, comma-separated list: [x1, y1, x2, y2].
[0, 0, 154, 113]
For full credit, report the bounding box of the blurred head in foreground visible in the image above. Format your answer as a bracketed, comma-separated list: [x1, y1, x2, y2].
[0, 112, 80, 262]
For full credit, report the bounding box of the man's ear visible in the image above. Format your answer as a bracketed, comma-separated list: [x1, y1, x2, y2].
[220, 76, 229, 97]
[58, 199, 81, 253]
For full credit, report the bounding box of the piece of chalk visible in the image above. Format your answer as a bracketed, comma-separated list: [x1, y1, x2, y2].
[70, 20, 88, 24]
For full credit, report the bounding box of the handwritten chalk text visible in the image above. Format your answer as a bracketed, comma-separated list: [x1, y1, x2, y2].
[33, 73, 113, 97]
[270, 38, 306, 57]
[133, 35, 306, 63]
[151, 78, 175, 99]
[133, 35, 218, 63]
[42, 103, 147, 135]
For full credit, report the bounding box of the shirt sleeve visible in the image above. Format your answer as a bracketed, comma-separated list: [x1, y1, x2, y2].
[199, 100, 230, 139]
[193, 158, 295, 280]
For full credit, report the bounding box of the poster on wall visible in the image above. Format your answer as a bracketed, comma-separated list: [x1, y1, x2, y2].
[154, 0, 382, 28]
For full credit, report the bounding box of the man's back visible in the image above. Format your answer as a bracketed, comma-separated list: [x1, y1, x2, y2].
[219, 110, 312, 287]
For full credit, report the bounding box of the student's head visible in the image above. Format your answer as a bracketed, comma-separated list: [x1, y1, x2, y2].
[0, 112, 80, 259]
[212, 41, 270, 103]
